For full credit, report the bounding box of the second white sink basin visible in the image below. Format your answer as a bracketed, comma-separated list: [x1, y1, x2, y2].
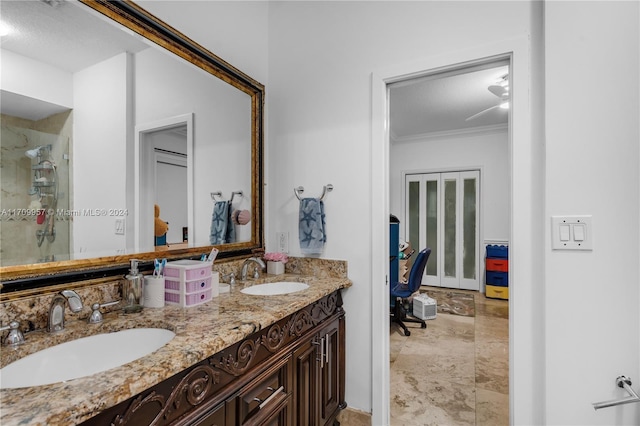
[241, 281, 309, 296]
[0, 328, 175, 389]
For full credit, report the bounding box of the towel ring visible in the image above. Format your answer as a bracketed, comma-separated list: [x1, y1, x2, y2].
[294, 184, 333, 201]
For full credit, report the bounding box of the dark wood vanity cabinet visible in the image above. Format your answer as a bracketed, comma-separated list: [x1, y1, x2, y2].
[82, 291, 345, 426]
[294, 316, 344, 426]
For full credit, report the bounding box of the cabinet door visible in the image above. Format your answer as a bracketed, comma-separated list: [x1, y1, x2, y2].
[293, 335, 320, 426]
[318, 318, 341, 426]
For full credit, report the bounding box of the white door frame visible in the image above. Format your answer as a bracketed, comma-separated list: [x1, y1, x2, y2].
[371, 36, 537, 425]
[134, 113, 194, 252]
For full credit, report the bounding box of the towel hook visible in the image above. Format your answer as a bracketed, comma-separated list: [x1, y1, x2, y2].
[211, 190, 244, 203]
[230, 190, 243, 204]
[294, 184, 333, 201]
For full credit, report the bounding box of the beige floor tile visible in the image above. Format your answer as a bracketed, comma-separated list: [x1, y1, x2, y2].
[337, 407, 372, 426]
[475, 388, 509, 426]
[390, 290, 509, 426]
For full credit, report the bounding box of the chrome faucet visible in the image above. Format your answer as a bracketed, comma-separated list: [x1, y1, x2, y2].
[48, 290, 83, 333]
[240, 257, 266, 280]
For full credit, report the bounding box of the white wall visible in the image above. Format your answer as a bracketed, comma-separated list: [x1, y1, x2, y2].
[1, 49, 73, 108]
[266, 0, 533, 416]
[544, 1, 640, 424]
[73, 53, 130, 257]
[389, 129, 510, 245]
[134, 47, 252, 247]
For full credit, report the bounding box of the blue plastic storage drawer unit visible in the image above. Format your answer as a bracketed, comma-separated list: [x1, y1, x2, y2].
[486, 244, 508, 259]
[486, 271, 508, 287]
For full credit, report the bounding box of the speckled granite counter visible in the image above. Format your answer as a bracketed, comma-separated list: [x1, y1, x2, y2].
[0, 274, 351, 426]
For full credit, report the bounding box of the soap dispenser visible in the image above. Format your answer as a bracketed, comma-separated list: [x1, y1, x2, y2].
[123, 259, 143, 313]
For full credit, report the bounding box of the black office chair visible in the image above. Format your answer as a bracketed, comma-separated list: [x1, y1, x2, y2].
[390, 248, 431, 336]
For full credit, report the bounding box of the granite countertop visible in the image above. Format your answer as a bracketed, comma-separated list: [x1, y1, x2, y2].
[0, 274, 351, 426]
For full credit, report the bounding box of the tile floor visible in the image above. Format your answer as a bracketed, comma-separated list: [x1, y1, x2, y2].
[336, 288, 509, 426]
[389, 287, 509, 426]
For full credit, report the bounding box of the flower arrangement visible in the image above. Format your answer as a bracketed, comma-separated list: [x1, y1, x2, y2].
[263, 252, 289, 263]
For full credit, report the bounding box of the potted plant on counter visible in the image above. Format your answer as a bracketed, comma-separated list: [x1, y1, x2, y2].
[263, 252, 289, 275]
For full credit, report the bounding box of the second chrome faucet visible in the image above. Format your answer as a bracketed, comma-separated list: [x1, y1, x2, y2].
[240, 257, 266, 281]
[48, 290, 83, 333]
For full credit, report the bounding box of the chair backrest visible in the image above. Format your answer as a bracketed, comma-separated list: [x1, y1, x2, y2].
[407, 248, 431, 292]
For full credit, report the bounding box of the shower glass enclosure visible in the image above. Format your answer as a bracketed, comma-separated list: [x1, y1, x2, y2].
[0, 112, 71, 265]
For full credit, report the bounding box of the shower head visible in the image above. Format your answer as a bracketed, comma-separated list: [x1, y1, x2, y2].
[25, 147, 43, 159]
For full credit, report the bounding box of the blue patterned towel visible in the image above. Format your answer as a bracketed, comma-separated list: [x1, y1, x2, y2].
[299, 197, 326, 255]
[210, 201, 235, 244]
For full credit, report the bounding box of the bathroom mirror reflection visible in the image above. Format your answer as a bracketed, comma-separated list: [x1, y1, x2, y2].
[0, 0, 264, 282]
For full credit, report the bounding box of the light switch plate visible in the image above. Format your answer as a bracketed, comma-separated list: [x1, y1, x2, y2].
[551, 215, 593, 250]
[277, 232, 289, 253]
[115, 219, 125, 235]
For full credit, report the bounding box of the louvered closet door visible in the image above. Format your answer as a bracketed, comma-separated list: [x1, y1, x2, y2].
[405, 171, 479, 290]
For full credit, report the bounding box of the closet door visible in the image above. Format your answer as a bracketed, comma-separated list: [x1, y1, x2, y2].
[405, 171, 479, 290]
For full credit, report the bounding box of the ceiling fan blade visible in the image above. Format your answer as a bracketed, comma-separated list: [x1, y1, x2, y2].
[488, 84, 507, 98]
[465, 104, 501, 122]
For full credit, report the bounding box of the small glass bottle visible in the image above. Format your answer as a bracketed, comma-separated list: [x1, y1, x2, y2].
[123, 259, 143, 313]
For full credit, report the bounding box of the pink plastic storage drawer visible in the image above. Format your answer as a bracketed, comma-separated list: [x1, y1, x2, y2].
[165, 276, 212, 293]
[164, 259, 212, 280]
[165, 288, 212, 307]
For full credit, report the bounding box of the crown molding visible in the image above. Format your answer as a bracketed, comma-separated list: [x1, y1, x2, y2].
[391, 123, 507, 144]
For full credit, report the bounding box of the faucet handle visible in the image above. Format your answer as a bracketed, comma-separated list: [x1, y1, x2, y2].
[0, 320, 25, 346]
[222, 273, 236, 286]
[88, 301, 119, 324]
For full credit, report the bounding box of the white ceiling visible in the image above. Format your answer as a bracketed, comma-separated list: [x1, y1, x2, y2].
[389, 63, 509, 140]
[1, 1, 509, 136]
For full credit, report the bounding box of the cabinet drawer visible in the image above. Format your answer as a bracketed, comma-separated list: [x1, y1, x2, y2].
[233, 355, 292, 425]
[486, 284, 509, 300]
[191, 401, 225, 426]
[486, 271, 508, 286]
[486, 258, 508, 272]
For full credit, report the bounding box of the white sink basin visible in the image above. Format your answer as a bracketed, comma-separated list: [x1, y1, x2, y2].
[241, 281, 309, 296]
[0, 328, 175, 389]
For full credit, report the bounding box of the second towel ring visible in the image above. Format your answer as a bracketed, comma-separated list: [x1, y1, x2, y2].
[294, 184, 333, 201]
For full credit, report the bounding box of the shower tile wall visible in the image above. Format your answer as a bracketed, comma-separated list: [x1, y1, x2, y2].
[1, 111, 72, 265]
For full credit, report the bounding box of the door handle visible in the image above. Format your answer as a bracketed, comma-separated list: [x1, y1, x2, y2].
[324, 333, 330, 365]
[593, 376, 640, 410]
[312, 337, 324, 367]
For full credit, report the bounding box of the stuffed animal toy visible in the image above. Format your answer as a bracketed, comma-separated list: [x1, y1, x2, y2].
[154, 204, 169, 237]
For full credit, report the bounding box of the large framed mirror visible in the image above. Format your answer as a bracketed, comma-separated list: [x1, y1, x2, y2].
[0, 0, 264, 289]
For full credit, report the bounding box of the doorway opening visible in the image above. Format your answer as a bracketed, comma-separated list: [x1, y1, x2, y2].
[135, 113, 194, 252]
[385, 56, 512, 424]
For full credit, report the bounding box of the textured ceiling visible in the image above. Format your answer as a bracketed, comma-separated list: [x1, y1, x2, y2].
[1, 0, 149, 72]
[0, 0, 149, 120]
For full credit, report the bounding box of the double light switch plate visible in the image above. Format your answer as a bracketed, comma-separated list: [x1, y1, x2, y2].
[551, 215, 593, 250]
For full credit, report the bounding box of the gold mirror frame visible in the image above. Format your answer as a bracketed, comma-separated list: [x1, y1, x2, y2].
[0, 0, 264, 289]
